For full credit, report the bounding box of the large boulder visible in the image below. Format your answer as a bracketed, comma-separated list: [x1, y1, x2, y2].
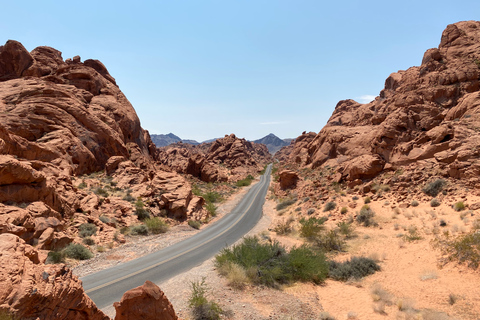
[114, 281, 177, 320]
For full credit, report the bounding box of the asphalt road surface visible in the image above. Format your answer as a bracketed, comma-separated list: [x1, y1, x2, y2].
[81, 164, 272, 309]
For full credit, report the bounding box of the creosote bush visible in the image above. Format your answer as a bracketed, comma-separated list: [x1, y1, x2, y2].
[189, 278, 224, 320]
[324, 201, 337, 212]
[356, 205, 376, 227]
[79, 223, 97, 238]
[236, 175, 254, 187]
[299, 217, 327, 239]
[130, 224, 148, 235]
[411, 200, 419, 207]
[215, 236, 328, 288]
[63, 243, 93, 260]
[423, 179, 446, 197]
[188, 220, 202, 230]
[276, 198, 297, 211]
[435, 231, 480, 269]
[364, 196, 371, 204]
[134, 198, 150, 220]
[329, 256, 381, 281]
[145, 217, 169, 234]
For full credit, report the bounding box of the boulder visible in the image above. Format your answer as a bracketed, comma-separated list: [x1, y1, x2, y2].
[278, 170, 299, 189]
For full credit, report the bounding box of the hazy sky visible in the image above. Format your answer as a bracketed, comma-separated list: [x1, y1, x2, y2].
[2, 1, 479, 141]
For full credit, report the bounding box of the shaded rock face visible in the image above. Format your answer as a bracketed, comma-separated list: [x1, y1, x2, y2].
[157, 134, 272, 183]
[278, 170, 299, 190]
[286, 21, 480, 185]
[114, 281, 178, 320]
[0, 233, 109, 320]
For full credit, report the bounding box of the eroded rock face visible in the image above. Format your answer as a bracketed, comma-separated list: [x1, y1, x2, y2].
[113, 281, 178, 320]
[284, 21, 480, 185]
[157, 134, 272, 183]
[0, 233, 109, 320]
[278, 170, 299, 190]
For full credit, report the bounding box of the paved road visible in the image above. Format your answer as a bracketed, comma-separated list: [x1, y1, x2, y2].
[81, 164, 272, 309]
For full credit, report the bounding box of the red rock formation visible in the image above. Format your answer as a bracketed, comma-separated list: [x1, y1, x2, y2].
[0, 233, 109, 320]
[113, 281, 178, 320]
[284, 21, 480, 186]
[157, 134, 272, 183]
[278, 170, 299, 190]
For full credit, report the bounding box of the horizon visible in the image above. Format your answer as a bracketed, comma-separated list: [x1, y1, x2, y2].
[2, 1, 480, 141]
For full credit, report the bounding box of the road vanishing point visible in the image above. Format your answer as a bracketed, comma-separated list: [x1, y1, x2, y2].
[81, 164, 272, 309]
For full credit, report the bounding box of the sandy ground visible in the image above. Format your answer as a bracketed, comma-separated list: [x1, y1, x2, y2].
[80, 176, 480, 320]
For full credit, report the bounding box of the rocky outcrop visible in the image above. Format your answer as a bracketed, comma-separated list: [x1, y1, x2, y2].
[0, 233, 109, 320]
[114, 281, 178, 320]
[283, 21, 480, 186]
[278, 170, 299, 190]
[157, 134, 272, 183]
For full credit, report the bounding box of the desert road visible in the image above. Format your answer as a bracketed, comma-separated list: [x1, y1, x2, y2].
[81, 164, 272, 309]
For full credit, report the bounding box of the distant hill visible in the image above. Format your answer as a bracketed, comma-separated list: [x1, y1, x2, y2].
[253, 133, 290, 154]
[150, 133, 199, 147]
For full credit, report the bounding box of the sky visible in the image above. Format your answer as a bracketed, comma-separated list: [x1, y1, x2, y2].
[1, 1, 480, 142]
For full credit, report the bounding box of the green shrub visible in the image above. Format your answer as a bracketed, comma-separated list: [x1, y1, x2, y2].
[364, 196, 371, 204]
[63, 243, 93, 260]
[404, 226, 422, 242]
[46, 250, 65, 264]
[189, 278, 223, 320]
[340, 207, 348, 214]
[204, 191, 222, 203]
[82, 237, 95, 245]
[215, 236, 328, 287]
[273, 217, 294, 235]
[337, 221, 355, 238]
[430, 198, 441, 207]
[206, 202, 217, 217]
[145, 217, 169, 234]
[356, 205, 376, 227]
[329, 256, 381, 281]
[324, 201, 336, 212]
[411, 200, 419, 207]
[435, 231, 480, 269]
[123, 192, 135, 202]
[130, 224, 149, 235]
[423, 179, 446, 197]
[78, 181, 87, 189]
[236, 175, 254, 187]
[307, 208, 315, 215]
[276, 198, 297, 211]
[79, 223, 97, 238]
[135, 208, 150, 220]
[94, 187, 109, 197]
[453, 201, 465, 212]
[299, 217, 327, 239]
[313, 230, 345, 252]
[188, 220, 202, 230]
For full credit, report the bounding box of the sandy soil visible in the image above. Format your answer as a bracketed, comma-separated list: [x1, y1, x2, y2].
[80, 176, 480, 320]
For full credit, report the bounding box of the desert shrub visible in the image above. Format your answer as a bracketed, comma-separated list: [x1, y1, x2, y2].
[273, 217, 294, 235]
[82, 237, 95, 245]
[337, 221, 355, 238]
[130, 224, 149, 235]
[364, 196, 371, 204]
[0, 309, 15, 320]
[145, 217, 169, 234]
[411, 200, 419, 207]
[299, 217, 327, 239]
[307, 208, 315, 215]
[236, 175, 254, 187]
[324, 201, 337, 212]
[99, 215, 109, 224]
[206, 202, 217, 217]
[329, 256, 381, 281]
[63, 243, 93, 260]
[217, 261, 249, 289]
[340, 207, 348, 214]
[286, 245, 329, 284]
[120, 226, 130, 235]
[79, 223, 97, 238]
[204, 191, 222, 203]
[134, 198, 150, 220]
[453, 201, 465, 212]
[123, 192, 135, 202]
[96, 245, 106, 252]
[46, 250, 65, 264]
[215, 236, 328, 287]
[276, 198, 297, 211]
[404, 226, 422, 242]
[423, 179, 446, 197]
[435, 231, 480, 269]
[318, 312, 336, 320]
[94, 187, 109, 197]
[78, 181, 87, 189]
[313, 230, 345, 252]
[356, 205, 376, 227]
[189, 278, 223, 320]
[188, 220, 202, 230]
[430, 198, 441, 207]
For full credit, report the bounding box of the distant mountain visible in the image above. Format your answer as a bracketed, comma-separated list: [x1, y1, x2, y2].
[150, 133, 199, 147]
[253, 133, 290, 154]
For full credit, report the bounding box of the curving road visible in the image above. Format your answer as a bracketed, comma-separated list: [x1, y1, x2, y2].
[81, 164, 272, 309]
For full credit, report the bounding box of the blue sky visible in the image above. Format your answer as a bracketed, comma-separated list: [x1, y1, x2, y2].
[2, 1, 479, 141]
